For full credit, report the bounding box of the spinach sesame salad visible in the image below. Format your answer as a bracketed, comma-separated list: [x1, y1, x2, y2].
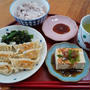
[1, 30, 33, 44]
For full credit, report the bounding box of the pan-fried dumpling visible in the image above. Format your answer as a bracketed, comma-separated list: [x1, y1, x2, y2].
[0, 58, 11, 63]
[0, 51, 14, 59]
[0, 51, 14, 63]
[18, 48, 41, 60]
[10, 57, 40, 71]
[14, 41, 40, 53]
[0, 51, 14, 56]
[0, 62, 13, 75]
[0, 44, 12, 51]
[0, 40, 42, 75]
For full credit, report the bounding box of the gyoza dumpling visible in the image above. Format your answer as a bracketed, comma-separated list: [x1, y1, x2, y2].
[0, 51, 14, 57]
[10, 57, 40, 71]
[0, 44, 14, 51]
[18, 48, 41, 60]
[0, 51, 14, 63]
[14, 41, 40, 53]
[0, 50, 14, 57]
[0, 62, 13, 75]
[0, 58, 11, 64]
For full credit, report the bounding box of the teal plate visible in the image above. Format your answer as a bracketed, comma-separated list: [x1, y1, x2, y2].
[45, 42, 90, 82]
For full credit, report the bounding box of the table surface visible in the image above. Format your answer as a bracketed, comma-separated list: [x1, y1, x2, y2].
[0, 0, 90, 90]
[0, 0, 90, 28]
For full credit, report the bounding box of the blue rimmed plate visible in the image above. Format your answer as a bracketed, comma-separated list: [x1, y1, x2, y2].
[45, 42, 90, 82]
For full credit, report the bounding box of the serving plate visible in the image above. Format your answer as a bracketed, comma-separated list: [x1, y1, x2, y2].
[46, 42, 90, 82]
[0, 25, 47, 83]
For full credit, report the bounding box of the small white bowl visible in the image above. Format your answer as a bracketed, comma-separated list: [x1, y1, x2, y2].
[10, 0, 50, 26]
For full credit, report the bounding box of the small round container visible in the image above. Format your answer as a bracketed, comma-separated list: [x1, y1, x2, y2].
[10, 0, 50, 26]
[42, 15, 78, 41]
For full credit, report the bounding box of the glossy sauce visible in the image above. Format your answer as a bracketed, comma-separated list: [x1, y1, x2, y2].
[53, 24, 70, 34]
[51, 54, 83, 77]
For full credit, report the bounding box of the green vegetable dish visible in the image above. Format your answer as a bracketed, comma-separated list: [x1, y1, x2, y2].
[1, 30, 33, 44]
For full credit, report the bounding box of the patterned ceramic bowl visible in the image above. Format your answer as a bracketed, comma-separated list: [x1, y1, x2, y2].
[10, 0, 50, 26]
[77, 15, 90, 51]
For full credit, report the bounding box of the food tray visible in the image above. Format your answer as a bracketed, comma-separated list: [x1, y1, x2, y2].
[0, 14, 90, 89]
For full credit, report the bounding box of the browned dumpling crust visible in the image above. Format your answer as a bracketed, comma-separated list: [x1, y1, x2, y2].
[0, 41, 42, 75]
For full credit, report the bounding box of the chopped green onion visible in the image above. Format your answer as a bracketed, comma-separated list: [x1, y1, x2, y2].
[57, 54, 63, 58]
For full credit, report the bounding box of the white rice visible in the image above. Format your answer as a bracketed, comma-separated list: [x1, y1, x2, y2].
[15, 1, 46, 20]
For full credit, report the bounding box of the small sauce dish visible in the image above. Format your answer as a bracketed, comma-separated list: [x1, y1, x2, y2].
[42, 15, 78, 41]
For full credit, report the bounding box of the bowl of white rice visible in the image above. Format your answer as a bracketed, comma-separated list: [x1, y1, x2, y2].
[10, 0, 50, 26]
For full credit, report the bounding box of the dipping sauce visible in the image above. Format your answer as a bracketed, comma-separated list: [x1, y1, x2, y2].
[53, 24, 70, 34]
[51, 54, 83, 77]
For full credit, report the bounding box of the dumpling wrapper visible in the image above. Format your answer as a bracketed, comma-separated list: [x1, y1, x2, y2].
[10, 57, 40, 71]
[18, 48, 41, 60]
[0, 62, 13, 75]
[0, 51, 14, 57]
[0, 51, 15, 63]
[0, 44, 16, 52]
[0, 58, 10, 64]
[14, 41, 40, 53]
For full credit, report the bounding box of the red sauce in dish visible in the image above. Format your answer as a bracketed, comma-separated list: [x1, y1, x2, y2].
[53, 24, 70, 34]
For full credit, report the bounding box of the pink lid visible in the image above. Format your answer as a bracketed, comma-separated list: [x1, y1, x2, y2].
[42, 15, 78, 41]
